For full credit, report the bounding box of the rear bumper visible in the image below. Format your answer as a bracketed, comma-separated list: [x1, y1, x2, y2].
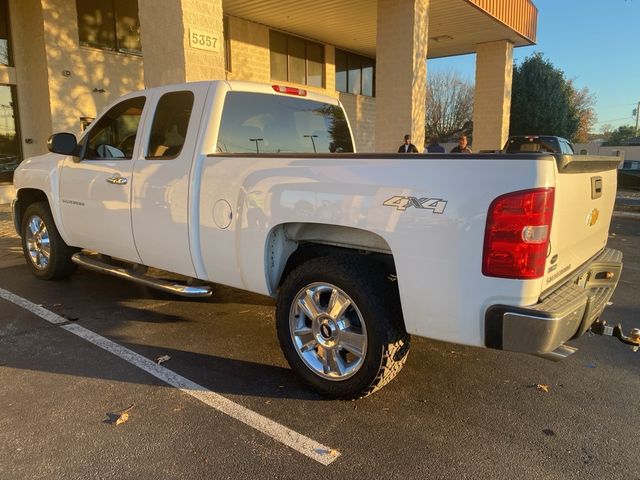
[485, 248, 623, 356]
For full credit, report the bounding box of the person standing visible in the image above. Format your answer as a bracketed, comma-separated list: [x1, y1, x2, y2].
[450, 135, 472, 153]
[398, 134, 419, 153]
[424, 135, 445, 153]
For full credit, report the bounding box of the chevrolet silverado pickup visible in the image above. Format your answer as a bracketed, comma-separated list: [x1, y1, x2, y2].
[11, 81, 634, 398]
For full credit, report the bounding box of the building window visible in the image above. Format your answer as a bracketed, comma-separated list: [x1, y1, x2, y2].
[0, 85, 21, 179]
[76, 0, 142, 55]
[269, 31, 324, 88]
[0, 0, 11, 66]
[335, 49, 375, 97]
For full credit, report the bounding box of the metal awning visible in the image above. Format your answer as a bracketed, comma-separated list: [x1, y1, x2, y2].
[222, 0, 537, 58]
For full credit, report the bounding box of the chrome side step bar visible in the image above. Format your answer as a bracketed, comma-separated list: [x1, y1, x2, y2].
[71, 253, 212, 298]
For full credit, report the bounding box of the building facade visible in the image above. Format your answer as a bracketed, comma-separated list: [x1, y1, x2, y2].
[0, 0, 537, 180]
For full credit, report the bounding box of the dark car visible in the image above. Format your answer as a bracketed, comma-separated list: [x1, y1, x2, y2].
[0, 154, 18, 174]
[503, 135, 575, 154]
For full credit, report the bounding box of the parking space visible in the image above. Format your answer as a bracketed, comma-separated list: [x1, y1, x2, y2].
[1, 207, 639, 479]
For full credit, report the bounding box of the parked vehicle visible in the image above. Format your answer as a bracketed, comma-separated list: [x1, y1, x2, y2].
[0, 154, 18, 174]
[504, 135, 575, 154]
[11, 81, 634, 398]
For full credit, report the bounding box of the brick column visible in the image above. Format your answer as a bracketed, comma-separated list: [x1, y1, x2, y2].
[139, 0, 225, 88]
[375, 0, 429, 153]
[473, 40, 514, 152]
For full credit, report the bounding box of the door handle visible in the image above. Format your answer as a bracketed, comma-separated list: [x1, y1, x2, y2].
[106, 175, 128, 185]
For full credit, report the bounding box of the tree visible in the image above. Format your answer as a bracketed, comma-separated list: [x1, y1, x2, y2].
[568, 81, 597, 143]
[603, 125, 636, 146]
[425, 70, 474, 141]
[509, 53, 595, 142]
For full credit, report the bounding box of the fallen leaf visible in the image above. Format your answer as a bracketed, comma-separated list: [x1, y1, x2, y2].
[329, 449, 339, 456]
[536, 384, 550, 393]
[156, 354, 171, 365]
[113, 404, 135, 426]
[116, 412, 130, 425]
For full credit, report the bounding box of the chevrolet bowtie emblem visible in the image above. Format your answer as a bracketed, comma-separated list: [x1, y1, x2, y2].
[587, 208, 600, 227]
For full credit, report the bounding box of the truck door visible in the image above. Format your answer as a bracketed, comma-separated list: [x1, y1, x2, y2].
[130, 85, 208, 277]
[58, 95, 148, 263]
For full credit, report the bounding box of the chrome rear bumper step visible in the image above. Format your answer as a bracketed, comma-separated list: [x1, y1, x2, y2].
[71, 253, 212, 298]
[536, 344, 578, 361]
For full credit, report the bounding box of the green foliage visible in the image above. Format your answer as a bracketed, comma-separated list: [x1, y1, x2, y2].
[602, 125, 636, 146]
[510, 53, 583, 141]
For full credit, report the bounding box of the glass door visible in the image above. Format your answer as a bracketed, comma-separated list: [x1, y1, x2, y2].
[0, 85, 21, 184]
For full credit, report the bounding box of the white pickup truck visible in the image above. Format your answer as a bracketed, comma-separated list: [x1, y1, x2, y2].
[11, 81, 633, 399]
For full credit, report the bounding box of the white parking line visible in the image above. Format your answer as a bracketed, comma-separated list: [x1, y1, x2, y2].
[0, 287, 340, 466]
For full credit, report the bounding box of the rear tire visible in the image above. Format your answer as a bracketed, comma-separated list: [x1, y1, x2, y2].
[21, 201, 78, 280]
[276, 255, 409, 399]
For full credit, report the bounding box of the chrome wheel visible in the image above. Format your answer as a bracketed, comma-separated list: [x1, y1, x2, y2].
[25, 214, 50, 270]
[289, 282, 367, 381]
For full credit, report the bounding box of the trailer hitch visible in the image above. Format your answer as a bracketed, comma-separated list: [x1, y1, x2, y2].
[591, 320, 640, 352]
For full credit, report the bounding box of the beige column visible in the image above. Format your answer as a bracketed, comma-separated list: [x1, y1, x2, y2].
[375, 0, 429, 152]
[139, 0, 225, 88]
[9, 0, 53, 158]
[472, 40, 514, 152]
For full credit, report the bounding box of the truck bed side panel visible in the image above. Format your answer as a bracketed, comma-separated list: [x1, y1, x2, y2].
[196, 155, 556, 348]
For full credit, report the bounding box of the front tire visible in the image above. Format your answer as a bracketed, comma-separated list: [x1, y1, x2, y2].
[21, 201, 78, 280]
[276, 255, 410, 399]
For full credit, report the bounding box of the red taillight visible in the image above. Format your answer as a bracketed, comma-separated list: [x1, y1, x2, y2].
[482, 188, 555, 279]
[272, 85, 307, 96]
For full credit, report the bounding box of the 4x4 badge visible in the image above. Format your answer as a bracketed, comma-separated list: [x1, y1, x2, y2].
[383, 196, 447, 214]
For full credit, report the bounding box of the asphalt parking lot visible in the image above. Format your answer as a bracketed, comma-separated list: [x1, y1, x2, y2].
[1, 205, 639, 480]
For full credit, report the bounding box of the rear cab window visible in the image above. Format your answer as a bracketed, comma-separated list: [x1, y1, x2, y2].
[216, 92, 353, 154]
[559, 140, 575, 155]
[504, 136, 561, 154]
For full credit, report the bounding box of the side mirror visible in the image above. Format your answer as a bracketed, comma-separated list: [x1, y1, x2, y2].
[47, 132, 79, 156]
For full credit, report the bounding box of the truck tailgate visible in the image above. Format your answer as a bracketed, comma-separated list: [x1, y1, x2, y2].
[544, 155, 621, 291]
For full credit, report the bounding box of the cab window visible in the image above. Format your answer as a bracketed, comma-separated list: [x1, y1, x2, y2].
[84, 96, 146, 160]
[216, 92, 353, 154]
[146, 91, 194, 159]
[560, 140, 575, 154]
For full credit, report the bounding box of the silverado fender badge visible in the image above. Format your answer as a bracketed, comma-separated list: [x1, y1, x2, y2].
[383, 196, 447, 214]
[587, 208, 599, 227]
[62, 199, 85, 207]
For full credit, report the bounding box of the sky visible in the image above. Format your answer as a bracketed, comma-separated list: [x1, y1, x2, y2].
[427, 0, 640, 133]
